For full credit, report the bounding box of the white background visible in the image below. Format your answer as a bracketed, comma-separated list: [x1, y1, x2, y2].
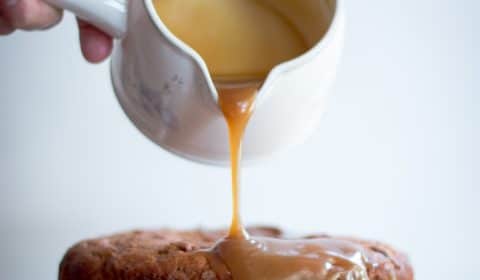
[0, 0, 478, 279]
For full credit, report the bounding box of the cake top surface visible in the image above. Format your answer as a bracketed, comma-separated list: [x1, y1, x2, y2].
[59, 227, 413, 280]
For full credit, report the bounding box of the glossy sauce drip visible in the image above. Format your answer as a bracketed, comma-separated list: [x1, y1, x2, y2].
[217, 85, 258, 239]
[213, 85, 370, 280]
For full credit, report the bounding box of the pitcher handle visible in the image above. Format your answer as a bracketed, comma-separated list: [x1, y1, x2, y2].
[45, 0, 127, 38]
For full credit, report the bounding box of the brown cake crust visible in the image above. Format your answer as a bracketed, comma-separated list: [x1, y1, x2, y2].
[59, 227, 413, 280]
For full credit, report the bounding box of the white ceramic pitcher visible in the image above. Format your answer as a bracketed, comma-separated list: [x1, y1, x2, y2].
[45, 0, 345, 165]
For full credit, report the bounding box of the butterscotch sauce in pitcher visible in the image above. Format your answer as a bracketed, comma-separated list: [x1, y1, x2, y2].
[153, 0, 308, 79]
[154, 0, 375, 279]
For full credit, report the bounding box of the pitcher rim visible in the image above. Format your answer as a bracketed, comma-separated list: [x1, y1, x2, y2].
[142, 0, 343, 104]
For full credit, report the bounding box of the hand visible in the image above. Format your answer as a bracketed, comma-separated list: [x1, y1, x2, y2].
[0, 0, 112, 63]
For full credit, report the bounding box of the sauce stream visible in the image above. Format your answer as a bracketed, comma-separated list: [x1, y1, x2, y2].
[217, 85, 258, 240]
[212, 85, 370, 280]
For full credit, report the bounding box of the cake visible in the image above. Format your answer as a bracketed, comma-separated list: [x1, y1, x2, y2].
[59, 227, 414, 280]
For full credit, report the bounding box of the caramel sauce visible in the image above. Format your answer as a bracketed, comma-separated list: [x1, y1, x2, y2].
[153, 0, 307, 78]
[211, 84, 370, 280]
[153, 0, 377, 278]
[216, 84, 258, 240]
